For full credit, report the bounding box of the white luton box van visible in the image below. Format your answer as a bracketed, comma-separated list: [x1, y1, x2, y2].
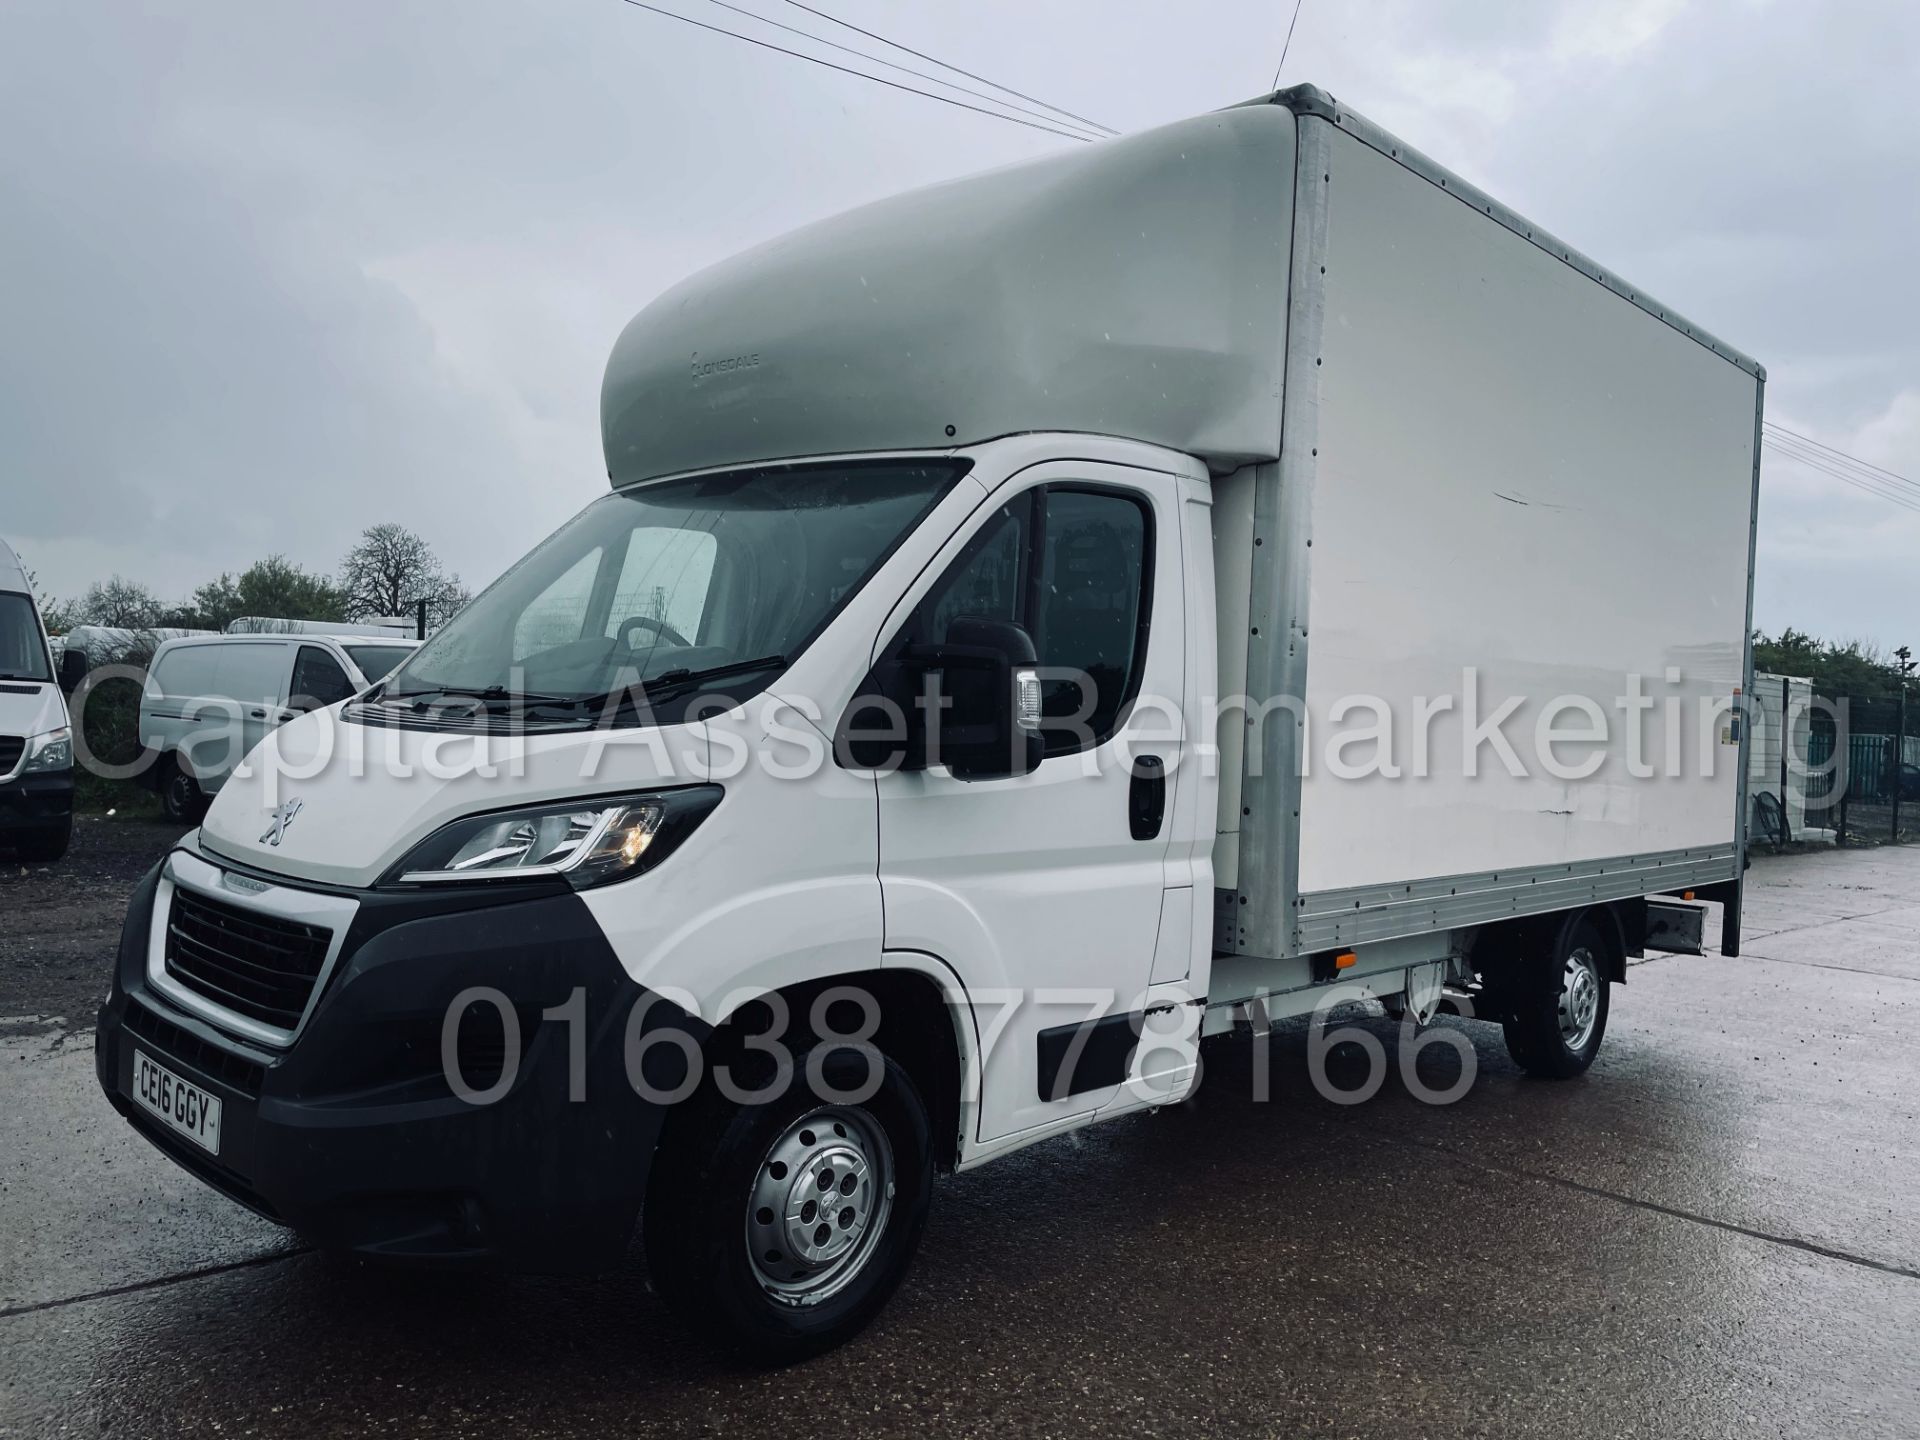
[98, 87, 1762, 1357]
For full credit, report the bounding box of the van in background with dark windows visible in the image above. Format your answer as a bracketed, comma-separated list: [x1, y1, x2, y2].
[0, 536, 73, 861]
[138, 633, 418, 821]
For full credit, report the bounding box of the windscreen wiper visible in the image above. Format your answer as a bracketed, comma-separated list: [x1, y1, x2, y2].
[386, 685, 591, 710]
[642, 654, 790, 694]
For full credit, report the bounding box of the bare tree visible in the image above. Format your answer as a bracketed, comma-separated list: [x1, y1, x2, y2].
[338, 524, 470, 627]
[74, 575, 162, 628]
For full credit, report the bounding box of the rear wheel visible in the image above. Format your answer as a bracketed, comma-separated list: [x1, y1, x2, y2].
[1499, 916, 1610, 1078]
[159, 757, 207, 824]
[644, 1045, 933, 1361]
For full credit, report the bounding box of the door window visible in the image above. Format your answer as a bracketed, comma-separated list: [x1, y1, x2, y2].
[213, 644, 290, 706]
[290, 646, 356, 710]
[154, 644, 221, 698]
[914, 494, 1032, 643]
[902, 486, 1151, 757]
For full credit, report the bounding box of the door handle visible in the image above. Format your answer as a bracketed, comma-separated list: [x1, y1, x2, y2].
[248, 708, 268, 720]
[1129, 755, 1166, 841]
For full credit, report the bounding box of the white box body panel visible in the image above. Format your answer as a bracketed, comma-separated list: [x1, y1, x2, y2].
[1223, 103, 1761, 958]
[1290, 125, 1758, 897]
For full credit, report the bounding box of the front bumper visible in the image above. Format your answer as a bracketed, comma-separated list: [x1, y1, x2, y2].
[95, 853, 707, 1272]
[0, 769, 73, 833]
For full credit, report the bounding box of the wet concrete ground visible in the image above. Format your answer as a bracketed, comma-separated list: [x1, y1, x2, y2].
[4, 845, 1919, 1437]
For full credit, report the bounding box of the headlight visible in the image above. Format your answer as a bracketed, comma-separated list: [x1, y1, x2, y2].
[22, 726, 72, 774]
[388, 786, 722, 889]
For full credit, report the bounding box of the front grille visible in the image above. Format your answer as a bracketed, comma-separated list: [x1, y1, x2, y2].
[164, 886, 332, 1032]
[123, 1000, 268, 1097]
[0, 735, 24, 773]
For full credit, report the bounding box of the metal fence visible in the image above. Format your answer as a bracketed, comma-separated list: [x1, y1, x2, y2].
[1793, 689, 1916, 847]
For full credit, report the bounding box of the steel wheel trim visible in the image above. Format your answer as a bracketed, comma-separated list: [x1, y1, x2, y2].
[1558, 945, 1601, 1052]
[745, 1106, 895, 1305]
[165, 771, 196, 816]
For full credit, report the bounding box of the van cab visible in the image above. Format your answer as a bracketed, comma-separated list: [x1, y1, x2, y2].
[0, 538, 73, 861]
[140, 632, 417, 821]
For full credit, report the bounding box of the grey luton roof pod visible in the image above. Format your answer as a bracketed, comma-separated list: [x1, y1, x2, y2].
[599, 85, 1760, 490]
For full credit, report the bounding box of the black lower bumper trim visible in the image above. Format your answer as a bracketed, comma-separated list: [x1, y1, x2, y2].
[97, 859, 707, 1272]
[0, 770, 74, 830]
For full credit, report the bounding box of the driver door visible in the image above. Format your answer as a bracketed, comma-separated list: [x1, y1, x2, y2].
[875, 461, 1187, 1144]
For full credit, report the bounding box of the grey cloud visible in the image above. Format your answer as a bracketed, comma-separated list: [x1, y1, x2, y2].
[2, 0, 1914, 650]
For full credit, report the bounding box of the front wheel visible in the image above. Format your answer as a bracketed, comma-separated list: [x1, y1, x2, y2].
[643, 1045, 933, 1361]
[1500, 917, 1610, 1078]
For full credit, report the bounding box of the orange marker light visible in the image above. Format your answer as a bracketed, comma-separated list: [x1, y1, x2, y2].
[1683, 890, 1695, 901]
[1335, 950, 1358, 969]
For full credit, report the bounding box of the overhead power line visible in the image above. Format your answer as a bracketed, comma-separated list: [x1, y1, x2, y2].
[1270, 0, 1307, 91]
[782, 0, 1119, 136]
[1758, 432, 1920, 514]
[1762, 435, 1920, 515]
[695, 0, 1105, 140]
[1764, 420, 1920, 498]
[1762, 429, 1920, 509]
[617, 0, 1096, 143]
[1764, 447, 1920, 514]
[1764, 432, 1920, 505]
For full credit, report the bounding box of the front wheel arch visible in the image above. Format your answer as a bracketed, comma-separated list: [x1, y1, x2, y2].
[692, 967, 967, 1174]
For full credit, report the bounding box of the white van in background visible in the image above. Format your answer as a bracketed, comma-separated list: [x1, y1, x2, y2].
[0, 538, 73, 861]
[224, 617, 421, 640]
[139, 633, 417, 820]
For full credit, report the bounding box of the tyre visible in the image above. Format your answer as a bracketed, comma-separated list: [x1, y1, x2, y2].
[159, 757, 207, 824]
[16, 820, 72, 863]
[1500, 916, 1610, 1078]
[644, 1044, 933, 1362]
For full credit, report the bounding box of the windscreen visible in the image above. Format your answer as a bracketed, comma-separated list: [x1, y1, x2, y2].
[0, 593, 52, 683]
[385, 461, 963, 706]
[342, 645, 415, 683]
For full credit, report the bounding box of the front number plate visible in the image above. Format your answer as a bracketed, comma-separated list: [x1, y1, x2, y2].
[132, 1049, 223, 1155]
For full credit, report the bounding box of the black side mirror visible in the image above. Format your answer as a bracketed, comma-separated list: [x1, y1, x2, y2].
[57, 648, 87, 693]
[927, 617, 1043, 780]
[835, 617, 1044, 780]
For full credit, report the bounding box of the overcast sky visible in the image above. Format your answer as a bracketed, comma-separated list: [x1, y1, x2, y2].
[4, 0, 1916, 649]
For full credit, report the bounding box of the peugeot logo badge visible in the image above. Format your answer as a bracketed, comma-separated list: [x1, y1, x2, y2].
[260, 798, 304, 847]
